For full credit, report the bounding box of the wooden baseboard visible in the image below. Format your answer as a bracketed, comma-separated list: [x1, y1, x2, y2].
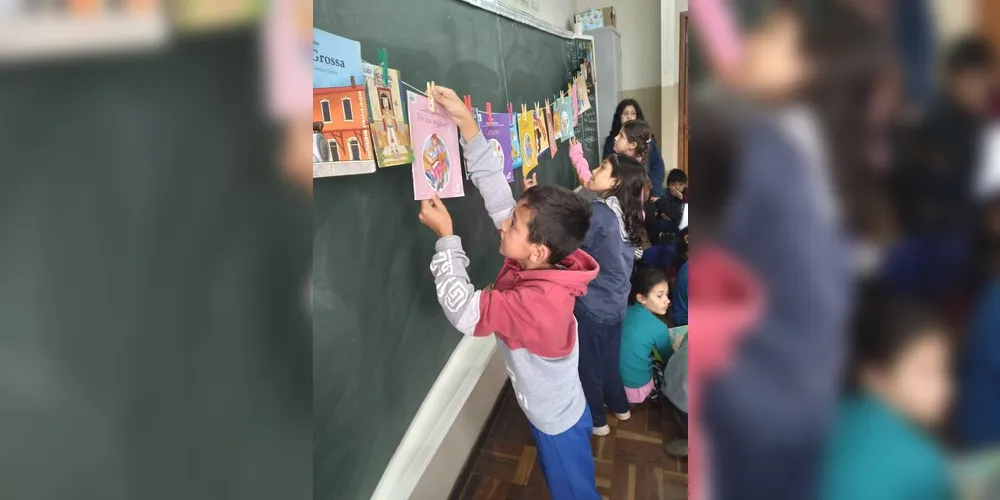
[448, 381, 511, 500]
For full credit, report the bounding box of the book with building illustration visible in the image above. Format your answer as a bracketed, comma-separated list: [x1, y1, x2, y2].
[362, 63, 413, 168]
[313, 28, 376, 177]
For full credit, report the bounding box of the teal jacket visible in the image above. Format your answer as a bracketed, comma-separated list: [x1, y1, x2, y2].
[822, 394, 954, 500]
[619, 304, 672, 388]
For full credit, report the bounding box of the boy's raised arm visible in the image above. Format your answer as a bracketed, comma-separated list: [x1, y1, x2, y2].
[430, 86, 515, 230]
[418, 195, 485, 335]
[461, 131, 516, 230]
[430, 235, 483, 336]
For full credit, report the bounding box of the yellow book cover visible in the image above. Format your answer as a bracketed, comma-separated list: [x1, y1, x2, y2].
[517, 111, 538, 176]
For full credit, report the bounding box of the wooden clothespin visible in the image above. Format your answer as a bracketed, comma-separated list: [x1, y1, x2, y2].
[521, 103, 527, 114]
[378, 48, 389, 86]
[534, 102, 539, 115]
[463, 94, 473, 114]
[545, 98, 550, 111]
[428, 81, 436, 112]
[568, 83, 572, 94]
[486, 102, 493, 124]
[507, 102, 513, 115]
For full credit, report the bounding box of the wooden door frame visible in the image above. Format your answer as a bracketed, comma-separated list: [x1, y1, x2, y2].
[677, 11, 689, 173]
[981, 0, 1000, 56]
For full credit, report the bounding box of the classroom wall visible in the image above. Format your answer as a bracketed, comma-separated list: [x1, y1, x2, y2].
[577, 0, 664, 142]
[500, 0, 580, 30]
[408, 350, 508, 499]
[659, 0, 687, 171]
[930, 0, 976, 44]
[539, 0, 581, 30]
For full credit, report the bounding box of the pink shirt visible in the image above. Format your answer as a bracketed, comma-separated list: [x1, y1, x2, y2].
[689, 0, 742, 76]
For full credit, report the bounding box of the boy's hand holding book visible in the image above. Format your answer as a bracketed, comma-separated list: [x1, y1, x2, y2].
[419, 193, 454, 238]
[429, 85, 479, 143]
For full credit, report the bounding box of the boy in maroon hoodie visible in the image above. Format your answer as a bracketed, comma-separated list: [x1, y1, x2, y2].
[418, 86, 601, 499]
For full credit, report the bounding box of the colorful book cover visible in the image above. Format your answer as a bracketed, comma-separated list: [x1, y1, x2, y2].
[575, 72, 592, 116]
[553, 103, 563, 141]
[532, 109, 549, 157]
[544, 104, 558, 159]
[313, 29, 376, 177]
[557, 96, 575, 140]
[362, 63, 413, 168]
[571, 84, 580, 126]
[477, 110, 514, 183]
[509, 112, 523, 169]
[517, 111, 539, 176]
[407, 91, 465, 200]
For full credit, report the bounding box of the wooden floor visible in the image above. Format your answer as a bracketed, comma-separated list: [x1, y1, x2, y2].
[454, 385, 688, 499]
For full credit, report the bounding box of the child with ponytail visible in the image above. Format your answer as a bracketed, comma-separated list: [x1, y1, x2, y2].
[567, 140, 650, 435]
[570, 119, 653, 190]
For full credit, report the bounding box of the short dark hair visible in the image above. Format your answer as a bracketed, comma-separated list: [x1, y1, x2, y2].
[313, 121, 324, 133]
[629, 264, 668, 304]
[521, 185, 592, 264]
[945, 36, 995, 75]
[848, 283, 947, 386]
[667, 168, 688, 186]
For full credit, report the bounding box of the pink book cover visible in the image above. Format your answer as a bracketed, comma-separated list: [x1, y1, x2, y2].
[407, 91, 465, 200]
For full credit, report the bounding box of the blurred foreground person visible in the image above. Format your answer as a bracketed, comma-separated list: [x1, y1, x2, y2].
[885, 37, 996, 301]
[701, 3, 889, 499]
[957, 196, 1000, 449]
[823, 287, 954, 500]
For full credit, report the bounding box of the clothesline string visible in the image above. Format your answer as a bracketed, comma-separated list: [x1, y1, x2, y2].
[361, 59, 567, 111]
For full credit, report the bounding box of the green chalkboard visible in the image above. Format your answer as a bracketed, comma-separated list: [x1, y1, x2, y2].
[0, 29, 312, 499]
[313, 2, 598, 499]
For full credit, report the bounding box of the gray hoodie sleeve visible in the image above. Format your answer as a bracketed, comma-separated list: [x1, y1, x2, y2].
[430, 235, 482, 336]
[461, 132, 515, 230]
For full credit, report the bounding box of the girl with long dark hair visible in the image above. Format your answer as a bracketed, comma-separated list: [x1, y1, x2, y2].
[573, 152, 648, 436]
[604, 99, 667, 200]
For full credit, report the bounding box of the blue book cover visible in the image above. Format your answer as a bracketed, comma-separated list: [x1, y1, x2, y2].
[312, 28, 376, 177]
